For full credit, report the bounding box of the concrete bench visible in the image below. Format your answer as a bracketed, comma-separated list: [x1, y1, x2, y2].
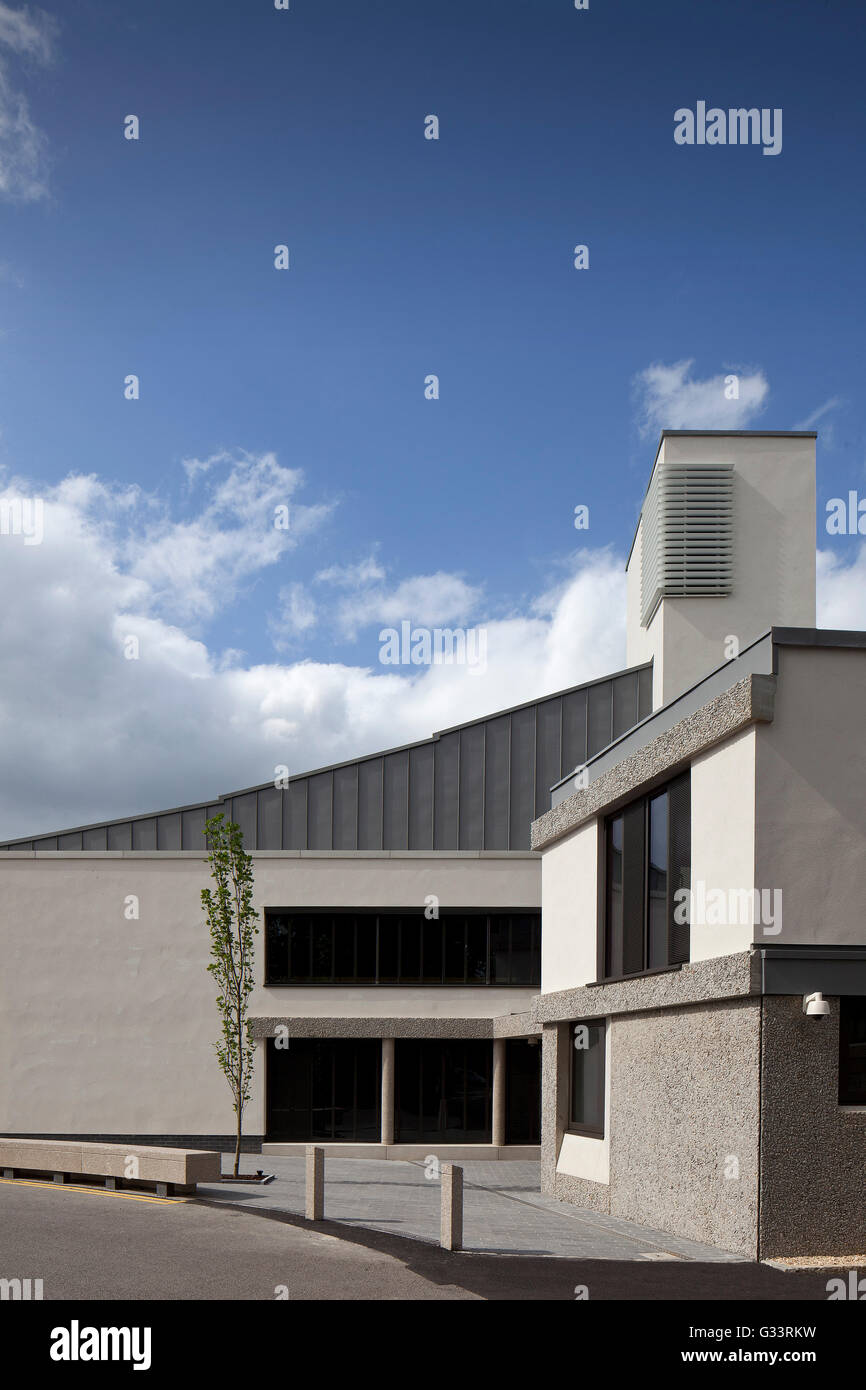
[0, 1138, 221, 1197]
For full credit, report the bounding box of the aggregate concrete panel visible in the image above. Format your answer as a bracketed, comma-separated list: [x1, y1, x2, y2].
[0, 1137, 221, 1185]
[759, 994, 866, 1258]
[0, 1138, 85, 1174]
[608, 998, 761, 1259]
[249, 1016, 496, 1040]
[533, 950, 757, 1024]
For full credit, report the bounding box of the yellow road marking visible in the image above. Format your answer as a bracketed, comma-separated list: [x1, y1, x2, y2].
[0, 1176, 187, 1204]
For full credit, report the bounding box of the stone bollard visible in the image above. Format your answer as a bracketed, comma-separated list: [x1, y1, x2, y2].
[440, 1163, 463, 1251]
[305, 1144, 324, 1220]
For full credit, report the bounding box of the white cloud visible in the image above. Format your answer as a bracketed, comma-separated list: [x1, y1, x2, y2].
[0, 465, 627, 839]
[0, 2, 54, 202]
[269, 554, 485, 647]
[816, 546, 866, 630]
[793, 397, 843, 431]
[123, 451, 334, 623]
[315, 554, 386, 588]
[331, 570, 483, 640]
[7, 441, 866, 844]
[181, 450, 234, 485]
[271, 582, 318, 644]
[633, 359, 769, 435]
[0, 2, 53, 60]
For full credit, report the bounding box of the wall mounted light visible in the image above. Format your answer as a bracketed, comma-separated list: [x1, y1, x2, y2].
[803, 991, 830, 1019]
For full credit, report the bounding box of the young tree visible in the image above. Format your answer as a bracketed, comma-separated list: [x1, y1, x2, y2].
[201, 814, 259, 1177]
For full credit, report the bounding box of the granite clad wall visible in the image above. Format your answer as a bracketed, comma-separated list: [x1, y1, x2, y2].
[609, 999, 761, 1259]
[759, 995, 866, 1258]
[542, 995, 763, 1258]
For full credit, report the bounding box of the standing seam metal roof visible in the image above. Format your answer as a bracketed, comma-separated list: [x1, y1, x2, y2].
[0, 663, 652, 853]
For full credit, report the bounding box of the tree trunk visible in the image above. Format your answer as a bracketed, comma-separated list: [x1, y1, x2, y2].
[233, 1106, 242, 1177]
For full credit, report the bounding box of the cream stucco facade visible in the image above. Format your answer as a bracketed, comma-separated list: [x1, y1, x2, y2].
[0, 851, 539, 1139]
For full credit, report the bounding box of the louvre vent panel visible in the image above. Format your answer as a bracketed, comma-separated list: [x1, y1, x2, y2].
[640, 463, 734, 625]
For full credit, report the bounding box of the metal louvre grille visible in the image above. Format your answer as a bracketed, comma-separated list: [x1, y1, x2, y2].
[641, 462, 734, 625]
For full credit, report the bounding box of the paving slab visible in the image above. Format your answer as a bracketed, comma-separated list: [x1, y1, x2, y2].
[198, 1156, 744, 1262]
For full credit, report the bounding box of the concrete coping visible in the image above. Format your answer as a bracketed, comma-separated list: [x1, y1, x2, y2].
[532, 950, 759, 1023]
[250, 1015, 542, 1041]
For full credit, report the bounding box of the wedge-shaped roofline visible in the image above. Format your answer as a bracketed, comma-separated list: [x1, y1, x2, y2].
[0, 662, 652, 854]
[535, 627, 866, 851]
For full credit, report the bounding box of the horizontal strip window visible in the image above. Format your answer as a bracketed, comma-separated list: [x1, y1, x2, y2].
[265, 908, 540, 987]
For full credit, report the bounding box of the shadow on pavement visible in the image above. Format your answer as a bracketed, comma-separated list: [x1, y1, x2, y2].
[195, 1198, 830, 1301]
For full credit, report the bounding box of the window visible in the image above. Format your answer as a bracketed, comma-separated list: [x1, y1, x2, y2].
[266, 1039, 381, 1142]
[265, 909, 541, 986]
[570, 1020, 605, 1137]
[395, 1040, 492, 1143]
[602, 771, 690, 980]
[839, 997, 866, 1106]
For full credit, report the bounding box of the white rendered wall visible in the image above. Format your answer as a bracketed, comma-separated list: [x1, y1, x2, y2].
[0, 852, 540, 1136]
[626, 434, 816, 706]
[540, 821, 599, 994]
[689, 727, 758, 961]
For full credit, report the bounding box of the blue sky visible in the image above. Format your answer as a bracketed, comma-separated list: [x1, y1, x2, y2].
[0, 0, 864, 835]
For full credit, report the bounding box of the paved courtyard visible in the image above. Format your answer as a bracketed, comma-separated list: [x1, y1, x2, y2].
[199, 1156, 743, 1262]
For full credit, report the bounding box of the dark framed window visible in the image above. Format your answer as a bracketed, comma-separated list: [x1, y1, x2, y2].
[395, 1040, 492, 1142]
[265, 909, 541, 986]
[569, 1020, 605, 1138]
[266, 1038, 381, 1142]
[602, 771, 690, 980]
[839, 997, 866, 1106]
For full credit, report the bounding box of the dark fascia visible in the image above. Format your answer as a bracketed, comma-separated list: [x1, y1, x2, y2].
[758, 944, 866, 996]
[624, 429, 819, 571]
[0, 659, 652, 849]
[770, 626, 866, 653]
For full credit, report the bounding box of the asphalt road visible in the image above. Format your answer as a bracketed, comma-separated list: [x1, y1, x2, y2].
[0, 1178, 834, 1301]
[0, 1178, 477, 1300]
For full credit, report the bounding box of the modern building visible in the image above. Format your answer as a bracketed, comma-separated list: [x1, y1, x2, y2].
[532, 430, 866, 1259]
[0, 649, 651, 1160]
[2, 429, 864, 1258]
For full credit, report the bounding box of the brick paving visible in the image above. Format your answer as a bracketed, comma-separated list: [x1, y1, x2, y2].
[198, 1156, 744, 1261]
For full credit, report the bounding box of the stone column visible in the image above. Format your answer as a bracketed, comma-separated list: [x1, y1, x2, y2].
[440, 1164, 463, 1250]
[305, 1145, 324, 1220]
[380, 1037, 395, 1146]
[492, 1037, 507, 1148]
